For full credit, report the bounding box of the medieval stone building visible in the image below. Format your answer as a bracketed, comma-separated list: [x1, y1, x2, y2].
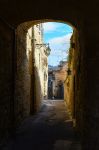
[27, 24, 50, 111]
[48, 61, 68, 99]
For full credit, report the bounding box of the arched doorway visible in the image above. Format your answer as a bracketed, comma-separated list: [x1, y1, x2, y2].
[15, 19, 77, 116]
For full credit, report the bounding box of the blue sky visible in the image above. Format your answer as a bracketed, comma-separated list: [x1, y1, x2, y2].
[43, 22, 73, 66]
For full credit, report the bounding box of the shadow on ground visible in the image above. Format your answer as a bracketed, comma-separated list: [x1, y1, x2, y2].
[2, 100, 81, 150]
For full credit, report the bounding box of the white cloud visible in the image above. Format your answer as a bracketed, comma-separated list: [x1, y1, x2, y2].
[48, 33, 72, 66]
[49, 33, 72, 45]
[42, 22, 73, 66]
[48, 33, 72, 51]
[43, 22, 59, 32]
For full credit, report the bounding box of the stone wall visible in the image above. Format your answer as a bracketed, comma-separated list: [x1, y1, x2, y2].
[81, 20, 99, 150]
[64, 31, 75, 118]
[64, 29, 83, 132]
[15, 23, 31, 125]
[0, 19, 14, 144]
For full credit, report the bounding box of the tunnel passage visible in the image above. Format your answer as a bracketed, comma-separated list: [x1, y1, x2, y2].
[0, 18, 83, 149]
[15, 20, 83, 128]
[0, 1, 99, 149]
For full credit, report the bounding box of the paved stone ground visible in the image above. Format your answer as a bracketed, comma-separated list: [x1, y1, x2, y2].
[2, 100, 81, 150]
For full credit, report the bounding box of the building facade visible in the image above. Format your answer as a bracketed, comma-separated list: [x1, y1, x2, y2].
[27, 23, 50, 111]
[48, 61, 68, 99]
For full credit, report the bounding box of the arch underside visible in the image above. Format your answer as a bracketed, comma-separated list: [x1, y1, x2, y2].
[0, 0, 84, 29]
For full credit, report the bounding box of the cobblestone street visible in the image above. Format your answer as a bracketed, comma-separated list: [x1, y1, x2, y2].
[3, 100, 81, 150]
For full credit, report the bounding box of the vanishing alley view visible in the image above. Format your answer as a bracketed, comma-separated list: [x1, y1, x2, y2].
[1, 21, 81, 150]
[0, 1, 99, 150]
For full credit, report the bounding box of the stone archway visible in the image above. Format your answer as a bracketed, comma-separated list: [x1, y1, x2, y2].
[0, 1, 99, 148]
[15, 20, 84, 134]
[15, 19, 76, 115]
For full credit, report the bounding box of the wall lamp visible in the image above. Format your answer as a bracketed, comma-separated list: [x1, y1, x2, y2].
[67, 68, 72, 75]
[35, 43, 47, 48]
[35, 43, 51, 56]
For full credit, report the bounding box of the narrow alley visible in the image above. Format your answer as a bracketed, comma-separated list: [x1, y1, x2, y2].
[3, 100, 81, 150]
[0, 1, 99, 149]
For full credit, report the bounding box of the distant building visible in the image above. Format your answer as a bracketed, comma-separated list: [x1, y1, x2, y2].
[48, 61, 68, 99]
